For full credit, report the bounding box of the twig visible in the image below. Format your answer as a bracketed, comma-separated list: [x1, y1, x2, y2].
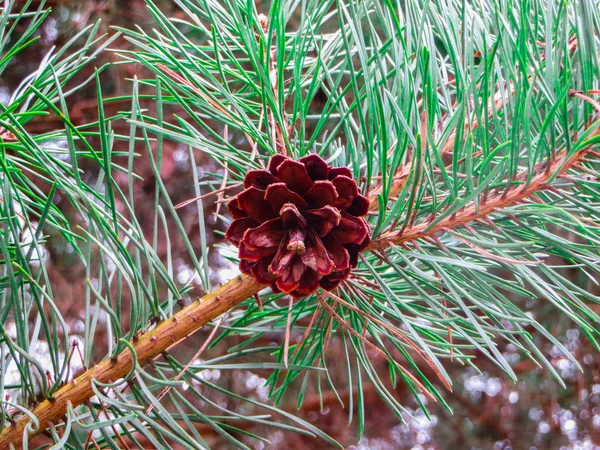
[569, 90, 600, 115]
[0, 276, 263, 447]
[368, 128, 600, 251]
[174, 183, 242, 209]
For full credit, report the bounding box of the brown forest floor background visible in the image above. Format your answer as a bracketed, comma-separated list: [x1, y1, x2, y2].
[4, 0, 600, 449]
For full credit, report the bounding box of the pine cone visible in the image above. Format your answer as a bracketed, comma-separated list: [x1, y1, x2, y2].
[226, 154, 370, 297]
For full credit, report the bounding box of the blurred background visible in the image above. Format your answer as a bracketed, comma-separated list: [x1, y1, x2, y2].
[4, 1, 599, 448]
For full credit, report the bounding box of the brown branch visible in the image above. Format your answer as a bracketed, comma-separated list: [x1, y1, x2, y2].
[0, 276, 263, 449]
[1, 176, 392, 447]
[367, 86, 508, 212]
[367, 131, 599, 252]
[366, 36, 579, 214]
[1, 149, 395, 447]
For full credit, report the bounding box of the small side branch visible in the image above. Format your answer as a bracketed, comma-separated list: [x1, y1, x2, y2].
[368, 85, 509, 212]
[367, 137, 599, 251]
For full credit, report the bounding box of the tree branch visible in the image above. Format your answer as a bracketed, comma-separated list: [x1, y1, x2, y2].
[0, 276, 263, 448]
[367, 86, 507, 212]
[366, 36, 578, 214]
[1, 87, 592, 449]
[367, 133, 600, 252]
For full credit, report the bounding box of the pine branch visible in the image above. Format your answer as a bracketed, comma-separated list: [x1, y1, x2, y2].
[1, 0, 597, 442]
[0, 276, 263, 448]
[366, 37, 579, 214]
[368, 129, 600, 251]
[2, 164, 391, 445]
[3, 89, 599, 448]
[2, 128, 402, 445]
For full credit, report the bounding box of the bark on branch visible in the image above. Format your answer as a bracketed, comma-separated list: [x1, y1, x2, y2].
[0, 276, 264, 448]
[367, 140, 599, 251]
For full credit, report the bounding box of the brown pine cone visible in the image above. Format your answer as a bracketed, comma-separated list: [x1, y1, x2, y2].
[226, 154, 370, 297]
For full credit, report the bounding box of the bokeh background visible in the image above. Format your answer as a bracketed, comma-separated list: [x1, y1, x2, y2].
[4, 1, 600, 448]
